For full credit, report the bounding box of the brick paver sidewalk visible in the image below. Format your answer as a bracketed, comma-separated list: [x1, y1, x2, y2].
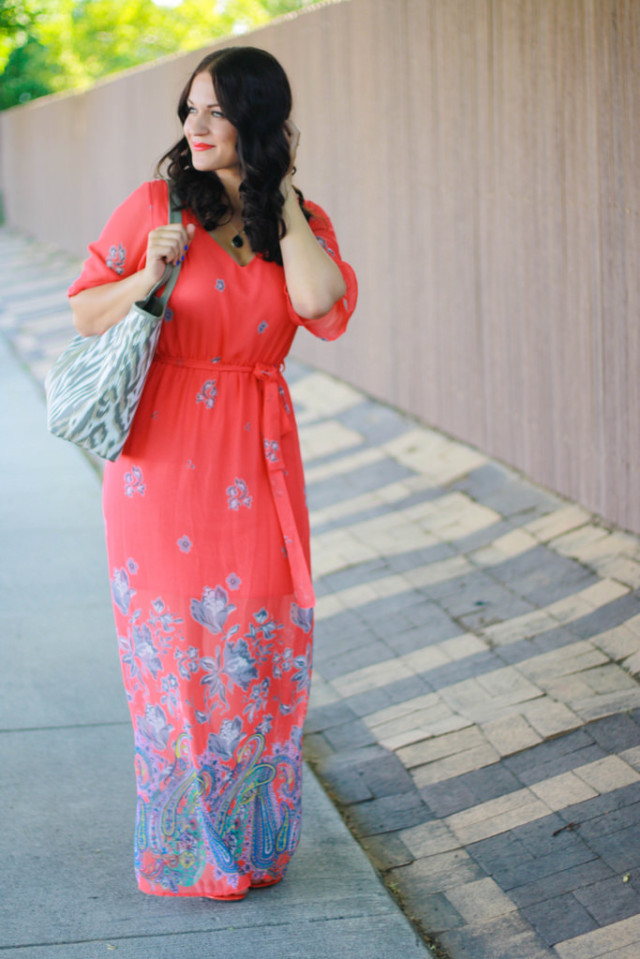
[3, 225, 640, 959]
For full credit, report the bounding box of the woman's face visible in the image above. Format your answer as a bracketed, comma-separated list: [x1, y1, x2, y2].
[183, 72, 240, 179]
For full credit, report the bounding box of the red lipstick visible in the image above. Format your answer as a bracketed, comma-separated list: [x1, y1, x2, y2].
[192, 142, 214, 151]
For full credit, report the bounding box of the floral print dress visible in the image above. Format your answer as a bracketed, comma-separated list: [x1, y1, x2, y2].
[68, 179, 357, 899]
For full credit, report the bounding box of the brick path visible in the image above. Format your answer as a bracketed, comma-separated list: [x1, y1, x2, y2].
[3, 225, 640, 959]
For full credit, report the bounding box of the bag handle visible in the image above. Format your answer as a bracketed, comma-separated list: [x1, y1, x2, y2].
[142, 186, 184, 311]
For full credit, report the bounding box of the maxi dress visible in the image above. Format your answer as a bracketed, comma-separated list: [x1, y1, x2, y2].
[67, 179, 357, 899]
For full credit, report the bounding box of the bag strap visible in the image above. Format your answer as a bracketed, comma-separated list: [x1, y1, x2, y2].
[144, 186, 184, 310]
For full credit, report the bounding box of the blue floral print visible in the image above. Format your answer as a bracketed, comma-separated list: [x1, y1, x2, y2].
[263, 439, 279, 463]
[111, 567, 136, 615]
[273, 647, 293, 679]
[290, 603, 313, 634]
[244, 608, 282, 665]
[118, 631, 142, 685]
[191, 585, 236, 634]
[223, 637, 258, 691]
[226, 572, 241, 591]
[138, 704, 173, 750]
[226, 477, 252, 511]
[196, 380, 217, 409]
[200, 648, 228, 708]
[292, 645, 312, 694]
[208, 717, 243, 761]
[175, 645, 199, 680]
[244, 677, 270, 722]
[177, 535, 192, 553]
[114, 570, 312, 895]
[215, 278, 225, 291]
[133, 621, 163, 677]
[253, 608, 281, 642]
[278, 385, 291, 416]
[124, 466, 146, 497]
[117, 594, 182, 694]
[256, 714, 273, 735]
[161, 674, 180, 715]
[150, 597, 182, 634]
[257, 322, 268, 334]
[316, 235, 336, 258]
[106, 242, 126, 274]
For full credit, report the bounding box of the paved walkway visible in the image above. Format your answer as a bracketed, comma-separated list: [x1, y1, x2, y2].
[0, 230, 430, 959]
[2, 224, 640, 959]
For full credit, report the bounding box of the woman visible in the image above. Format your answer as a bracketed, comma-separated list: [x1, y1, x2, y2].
[68, 46, 357, 901]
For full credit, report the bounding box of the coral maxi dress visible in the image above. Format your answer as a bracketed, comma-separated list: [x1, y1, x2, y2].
[68, 179, 357, 899]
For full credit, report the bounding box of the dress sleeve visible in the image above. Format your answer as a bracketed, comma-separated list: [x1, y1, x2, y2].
[285, 199, 357, 341]
[67, 181, 168, 297]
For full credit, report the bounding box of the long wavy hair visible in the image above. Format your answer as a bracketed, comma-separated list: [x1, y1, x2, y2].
[156, 46, 309, 264]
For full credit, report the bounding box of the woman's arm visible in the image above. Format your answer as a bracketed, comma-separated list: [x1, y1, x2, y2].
[70, 271, 158, 337]
[278, 121, 347, 321]
[279, 188, 347, 320]
[70, 222, 195, 337]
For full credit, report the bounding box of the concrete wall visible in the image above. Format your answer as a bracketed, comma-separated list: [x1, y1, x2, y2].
[2, 0, 639, 533]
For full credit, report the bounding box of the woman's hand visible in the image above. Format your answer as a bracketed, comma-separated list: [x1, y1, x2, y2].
[141, 222, 196, 288]
[281, 119, 300, 200]
[71, 222, 196, 337]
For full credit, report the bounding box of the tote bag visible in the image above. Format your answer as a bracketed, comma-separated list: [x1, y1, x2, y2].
[45, 190, 182, 461]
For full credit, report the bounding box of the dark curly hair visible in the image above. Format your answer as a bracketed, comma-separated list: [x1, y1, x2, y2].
[156, 46, 309, 264]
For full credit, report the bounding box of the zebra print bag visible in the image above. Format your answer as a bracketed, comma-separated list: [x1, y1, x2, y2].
[45, 194, 182, 461]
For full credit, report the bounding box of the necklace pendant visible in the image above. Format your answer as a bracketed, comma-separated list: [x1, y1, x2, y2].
[231, 233, 244, 248]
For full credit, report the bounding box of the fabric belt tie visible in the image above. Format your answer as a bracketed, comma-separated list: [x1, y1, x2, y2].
[154, 354, 315, 609]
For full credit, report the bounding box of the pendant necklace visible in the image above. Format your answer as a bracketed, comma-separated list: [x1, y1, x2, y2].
[229, 216, 245, 248]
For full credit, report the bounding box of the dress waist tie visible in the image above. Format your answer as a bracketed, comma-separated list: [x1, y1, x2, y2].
[154, 354, 315, 609]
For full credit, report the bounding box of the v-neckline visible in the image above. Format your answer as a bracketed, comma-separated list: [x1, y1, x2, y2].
[203, 226, 257, 269]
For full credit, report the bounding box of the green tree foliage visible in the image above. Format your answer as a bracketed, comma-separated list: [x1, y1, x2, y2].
[0, 0, 321, 110]
[0, 35, 59, 109]
[0, 0, 32, 33]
